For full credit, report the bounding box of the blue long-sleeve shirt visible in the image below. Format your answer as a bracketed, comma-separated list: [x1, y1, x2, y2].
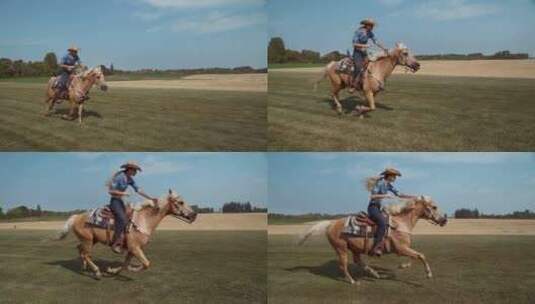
[369, 178, 399, 207]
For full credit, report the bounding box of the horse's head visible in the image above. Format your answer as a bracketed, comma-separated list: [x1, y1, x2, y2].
[414, 196, 447, 226]
[164, 189, 197, 224]
[391, 43, 420, 72]
[83, 66, 108, 91]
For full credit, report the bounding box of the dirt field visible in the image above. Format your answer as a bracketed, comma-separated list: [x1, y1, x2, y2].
[268, 219, 535, 235]
[0, 213, 266, 231]
[273, 59, 535, 79]
[108, 73, 267, 92]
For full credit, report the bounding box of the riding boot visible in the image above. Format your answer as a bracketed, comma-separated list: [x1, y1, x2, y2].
[111, 234, 124, 254]
[370, 239, 385, 257]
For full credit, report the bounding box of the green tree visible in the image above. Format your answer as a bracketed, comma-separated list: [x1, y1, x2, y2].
[43, 52, 58, 75]
[268, 37, 287, 64]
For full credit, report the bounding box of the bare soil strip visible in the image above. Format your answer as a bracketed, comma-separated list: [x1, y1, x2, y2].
[273, 59, 535, 79]
[0, 213, 267, 231]
[269, 219, 535, 235]
[108, 73, 267, 92]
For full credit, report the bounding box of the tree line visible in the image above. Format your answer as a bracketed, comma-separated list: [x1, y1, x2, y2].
[268, 37, 529, 64]
[0, 201, 267, 220]
[454, 208, 535, 219]
[0, 52, 266, 79]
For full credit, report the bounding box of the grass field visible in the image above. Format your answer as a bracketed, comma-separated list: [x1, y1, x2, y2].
[0, 77, 266, 151]
[268, 235, 535, 304]
[0, 230, 266, 304]
[268, 71, 535, 151]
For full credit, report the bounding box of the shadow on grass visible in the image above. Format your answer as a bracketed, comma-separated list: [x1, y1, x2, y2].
[318, 96, 394, 115]
[285, 260, 423, 287]
[53, 108, 103, 120]
[46, 258, 134, 281]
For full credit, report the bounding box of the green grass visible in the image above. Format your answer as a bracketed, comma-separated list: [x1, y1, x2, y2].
[268, 71, 535, 151]
[268, 235, 535, 304]
[0, 80, 266, 151]
[0, 230, 266, 304]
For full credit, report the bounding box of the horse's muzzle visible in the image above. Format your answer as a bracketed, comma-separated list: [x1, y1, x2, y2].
[439, 214, 448, 226]
[410, 62, 421, 72]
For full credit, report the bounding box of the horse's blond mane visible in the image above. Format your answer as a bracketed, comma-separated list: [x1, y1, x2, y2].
[385, 199, 416, 215]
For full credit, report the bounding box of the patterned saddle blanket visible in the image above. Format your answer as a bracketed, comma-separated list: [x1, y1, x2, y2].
[343, 211, 392, 237]
[87, 206, 115, 229]
[336, 57, 355, 74]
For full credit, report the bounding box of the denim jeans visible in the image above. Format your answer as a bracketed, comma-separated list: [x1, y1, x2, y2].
[368, 204, 387, 246]
[352, 49, 368, 79]
[109, 197, 127, 243]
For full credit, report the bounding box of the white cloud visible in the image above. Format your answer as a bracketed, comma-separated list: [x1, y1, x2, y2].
[140, 0, 264, 9]
[415, 0, 499, 21]
[171, 11, 266, 33]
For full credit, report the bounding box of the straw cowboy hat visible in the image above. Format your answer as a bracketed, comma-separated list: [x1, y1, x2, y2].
[68, 45, 80, 52]
[380, 167, 401, 177]
[360, 18, 376, 27]
[120, 161, 142, 172]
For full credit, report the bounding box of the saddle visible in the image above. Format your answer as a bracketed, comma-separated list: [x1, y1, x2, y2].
[86, 205, 134, 246]
[343, 211, 393, 254]
[336, 57, 370, 91]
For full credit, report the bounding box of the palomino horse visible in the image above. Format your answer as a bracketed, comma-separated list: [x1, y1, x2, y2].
[297, 196, 447, 284]
[56, 189, 197, 280]
[44, 65, 108, 125]
[314, 43, 420, 116]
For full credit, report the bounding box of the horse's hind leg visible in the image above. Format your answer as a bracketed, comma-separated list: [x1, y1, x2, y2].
[337, 248, 356, 284]
[44, 98, 55, 116]
[77, 244, 87, 271]
[77, 103, 84, 125]
[79, 241, 102, 280]
[331, 90, 343, 115]
[352, 250, 381, 279]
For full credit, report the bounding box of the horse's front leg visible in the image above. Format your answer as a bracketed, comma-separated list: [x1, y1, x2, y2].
[397, 245, 433, 278]
[128, 246, 151, 272]
[107, 253, 133, 275]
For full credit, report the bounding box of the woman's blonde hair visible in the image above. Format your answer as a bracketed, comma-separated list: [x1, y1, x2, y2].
[363, 176, 382, 192]
[105, 170, 124, 189]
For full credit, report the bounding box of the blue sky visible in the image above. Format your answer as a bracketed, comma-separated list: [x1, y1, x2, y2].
[0, 153, 267, 211]
[268, 0, 535, 56]
[0, 0, 267, 70]
[269, 153, 535, 215]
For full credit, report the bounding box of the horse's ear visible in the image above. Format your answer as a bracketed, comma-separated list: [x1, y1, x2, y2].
[168, 188, 172, 195]
[395, 42, 401, 48]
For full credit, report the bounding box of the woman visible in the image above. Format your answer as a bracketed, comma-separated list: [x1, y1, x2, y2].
[107, 161, 158, 254]
[56, 45, 82, 91]
[350, 18, 387, 92]
[367, 167, 415, 256]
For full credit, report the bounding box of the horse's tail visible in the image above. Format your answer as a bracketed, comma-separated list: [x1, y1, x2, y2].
[296, 220, 331, 246]
[55, 214, 77, 240]
[313, 62, 334, 92]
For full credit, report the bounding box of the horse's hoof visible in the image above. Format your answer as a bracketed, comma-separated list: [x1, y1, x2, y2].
[427, 273, 433, 279]
[94, 272, 102, 280]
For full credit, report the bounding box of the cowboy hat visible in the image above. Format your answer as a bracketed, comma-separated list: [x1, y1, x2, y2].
[120, 161, 142, 172]
[360, 18, 376, 26]
[68, 45, 80, 52]
[380, 167, 401, 177]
